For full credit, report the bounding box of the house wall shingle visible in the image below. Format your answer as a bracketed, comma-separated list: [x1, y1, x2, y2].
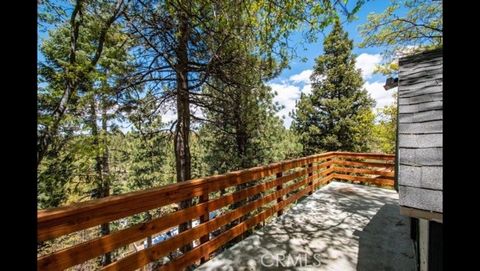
[397, 49, 443, 213]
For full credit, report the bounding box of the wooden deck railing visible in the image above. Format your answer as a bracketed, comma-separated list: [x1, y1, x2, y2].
[37, 151, 394, 271]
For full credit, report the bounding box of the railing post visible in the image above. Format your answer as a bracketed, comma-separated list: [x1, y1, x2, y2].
[199, 193, 209, 263]
[326, 157, 332, 184]
[308, 163, 313, 195]
[276, 171, 283, 217]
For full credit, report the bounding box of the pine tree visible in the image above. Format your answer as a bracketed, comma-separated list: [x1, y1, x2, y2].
[199, 53, 296, 243]
[292, 20, 375, 155]
[199, 52, 288, 174]
[38, 1, 133, 265]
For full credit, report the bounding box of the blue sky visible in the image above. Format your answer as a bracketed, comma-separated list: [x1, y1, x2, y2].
[270, 0, 400, 127]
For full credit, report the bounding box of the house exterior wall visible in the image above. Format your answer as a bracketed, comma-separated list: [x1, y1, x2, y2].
[396, 49, 443, 215]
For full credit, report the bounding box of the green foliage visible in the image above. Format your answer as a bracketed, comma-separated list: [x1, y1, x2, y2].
[198, 49, 302, 174]
[292, 20, 375, 155]
[190, 133, 210, 179]
[269, 128, 303, 161]
[371, 93, 398, 154]
[126, 133, 173, 190]
[359, 0, 442, 76]
[124, 92, 174, 190]
[37, 148, 75, 209]
[38, 0, 133, 210]
[200, 83, 287, 173]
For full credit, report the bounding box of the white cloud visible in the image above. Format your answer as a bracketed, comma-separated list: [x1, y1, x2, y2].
[289, 69, 313, 83]
[269, 83, 302, 128]
[162, 109, 177, 123]
[301, 84, 312, 96]
[161, 106, 204, 124]
[363, 81, 396, 109]
[356, 53, 382, 79]
[269, 70, 323, 127]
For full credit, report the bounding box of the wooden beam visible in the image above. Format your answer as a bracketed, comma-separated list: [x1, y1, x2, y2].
[332, 159, 394, 168]
[400, 206, 443, 223]
[331, 173, 394, 187]
[307, 163, 313, 195]
[333, 167, 395, 177]
[276, 172, 283, 217]
[333, 151, 395, 160]
[199, 193, 209, 263]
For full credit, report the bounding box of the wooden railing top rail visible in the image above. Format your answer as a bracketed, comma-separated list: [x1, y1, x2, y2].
[37, 151, 395, 271]
[38, 152, 341, 241]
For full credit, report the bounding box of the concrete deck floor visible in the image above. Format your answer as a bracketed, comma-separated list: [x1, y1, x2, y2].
[196, 181, 416, 271]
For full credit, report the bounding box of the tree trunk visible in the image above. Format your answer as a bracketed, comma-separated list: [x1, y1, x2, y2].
[174, 11, 193, 254]
[37, 0, 84, 167]
[89, 94, 112, 266]
[229, 93, 253, 242]
[100, 95, 112, 265]
[37, 83, 75, 167]
[232, 98, 248, 209]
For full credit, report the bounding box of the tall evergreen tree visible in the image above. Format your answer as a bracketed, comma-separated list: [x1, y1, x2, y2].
[38, 0, 134, 265]
[292, 20, 375, 155]
[38, 0, 133, 209]
[37, 0, 127, 167]
[200, 55, 278, 173]
[198, 52, 301, 245]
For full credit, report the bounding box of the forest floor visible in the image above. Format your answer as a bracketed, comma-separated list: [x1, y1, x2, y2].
[196, 181, 416, 271]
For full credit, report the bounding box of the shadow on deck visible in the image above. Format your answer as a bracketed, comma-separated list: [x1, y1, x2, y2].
[196, 181, 415, 271]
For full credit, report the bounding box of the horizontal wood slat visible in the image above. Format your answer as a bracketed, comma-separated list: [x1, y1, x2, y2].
[160, 177, 324, 271]
[37, 168, 311, 270]
[37, 152, 394, 271]
[308, 159, 335, 173]
[102, 173, 319, 271]
[38, 153, 335, 241]
[333, 152, 395, 160]
[331, 173, 395, 186]
[332, 159, 394, 168]
[332, 167, 394, 177]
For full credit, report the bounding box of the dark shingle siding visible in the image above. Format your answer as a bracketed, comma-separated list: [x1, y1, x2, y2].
[398, 120, 442, 134]
[398, 165, 442, 190]
[398, 79, 443, 98]
[398, 86, 442, 99]
[398, 74, 442, 87]
[399, 67, 442, 77]
[398, 48, 442, 65]
[399, 134, 442, 148]
[398, 92, 442, 105]
[398, 100, 442, 114]
[399, 186, 442, 213]
[399, 110, 442, 123]
[399, 148, 442, 166]
[397, 48, 443, 214]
